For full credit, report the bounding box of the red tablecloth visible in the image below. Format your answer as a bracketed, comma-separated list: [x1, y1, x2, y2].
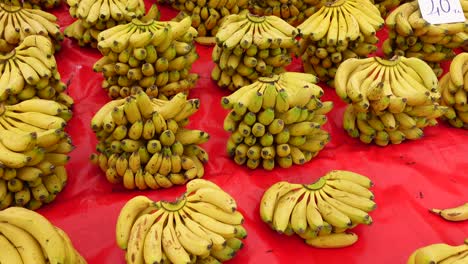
[34, 2, 468, 263]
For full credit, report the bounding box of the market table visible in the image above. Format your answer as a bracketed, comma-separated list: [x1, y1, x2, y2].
[34, 2, 468, 263]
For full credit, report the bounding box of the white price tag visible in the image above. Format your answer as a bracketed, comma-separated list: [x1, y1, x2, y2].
[418, 0, 466, 24]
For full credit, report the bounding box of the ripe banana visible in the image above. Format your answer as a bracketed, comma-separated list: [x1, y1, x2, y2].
[430, 203, 468, 222]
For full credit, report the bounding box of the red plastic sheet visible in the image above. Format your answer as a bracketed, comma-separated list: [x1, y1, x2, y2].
[34, 3, 468, 263]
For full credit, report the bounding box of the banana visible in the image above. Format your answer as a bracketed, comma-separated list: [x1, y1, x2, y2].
[324, 176, 374, 199]
[126, 209, 165, 264]
[323, 170, 373, 188]
[179, 209, 227, 250]
[187, 201, 244, 225]
[0, 233, 23, 264]
[173, 211, 212, 257]
[0, 222, 46, 264]
[306, 232, 358, 248]
[319, 189, 372, 225]
[415, 243, 468, 264]
[139, 208, 167, 263]
[186, 187, 237, 213]
[260, 181, 303, 223]
[0, 207, 64, 264]
[324, 183, 376, 211]
[449, 53, 468, 89]
[183, 206, 237, 238]
[315, 189, 352, 229]
[115, 195, 156, 249]
[272, 187, 306, 233]
[430, 203, 468, 222]
[162, 212, 192, 263]
[290, 191, 310, 234]
[185, 178, 222, 193]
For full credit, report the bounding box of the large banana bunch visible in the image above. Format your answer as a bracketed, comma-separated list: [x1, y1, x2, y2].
[4, 0, 61, 9]
[249, 0, 321, 26]
[158, 0, 249, 42]
[0, 207, 86, 264]
[94, 7, 199, 99]
[222, 72, 332, 170]
[0, 2, 63, 53]
[0, 35, 74, 108]
[64, 0, 145, 47]
[212, 12, 299, 92]
[407, 240, 468, 264]
[0, 98, 73, 210]
[90, 92, 209, 189]
[116, 179, 247, 263]
[298, 0, 384, 85]
[260, 170, 376, 248]
[335, 56, 447, 146]
[438, 53, 468, 128]
[383, 1, 468, 77]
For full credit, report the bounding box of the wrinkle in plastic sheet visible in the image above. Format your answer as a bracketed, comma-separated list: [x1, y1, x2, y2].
[35, 3, 468, 263]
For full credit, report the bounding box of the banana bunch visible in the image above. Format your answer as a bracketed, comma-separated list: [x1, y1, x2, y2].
[64, 0, 145, 48]
[116, 179, 247, 263]
[4, 0, 61, 9]
[93, 8, 199, 99]
[0, 207, 87, 264]
[407, 240, 468, 264]
[438, 53, 468, 129]
[221, 72, 332, 170]
[430, 202, 468, 222]
[335, 56, 447, 146]
[158, 0, 249, 42]
[382, 1, 468, 77]
[212, 12, 299, 92]
[249, 0, 321, 26]
[369, 0, 404, 17]
[260, 170, 376, 248]
[90, 92, 209, 189]
[0, 2, 63, 53]
[297, 0, 384, 85]
[0, 35, 74, 107]
[0, 98, 73, 210]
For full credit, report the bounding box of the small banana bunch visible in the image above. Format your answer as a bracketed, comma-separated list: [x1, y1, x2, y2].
[438, 53, 468, 129]
[158, 0, 249, 42]
[249, 0, 320, 26]
[0, 99, 73, 210]
[335, 56, 447, 146]
[64, 0, 145, 48]
[369, 0, 404, 17]
[260, 170, 376, 248]
[212, 12, 299, 92]
[430, 202, 468, 222]
[4, 0, 61, 9]
[0, 2, 63, 53]
[116, 179, 247, 263]
[90, 92, 209, 189]
[0, 35, 73, 107]
[383, 1, 468, 77]
[0, 207, 86, 264]
[297, 0, 384, 85]
[222, 72, 332, 170]
[407, 240, 468, 264]
[94, 8, 199, 99]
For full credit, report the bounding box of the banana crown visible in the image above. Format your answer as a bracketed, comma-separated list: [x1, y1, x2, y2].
[116, 179, 247, 263]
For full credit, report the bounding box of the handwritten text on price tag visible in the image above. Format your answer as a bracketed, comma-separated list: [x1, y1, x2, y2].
[418, 0, 466, 24]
